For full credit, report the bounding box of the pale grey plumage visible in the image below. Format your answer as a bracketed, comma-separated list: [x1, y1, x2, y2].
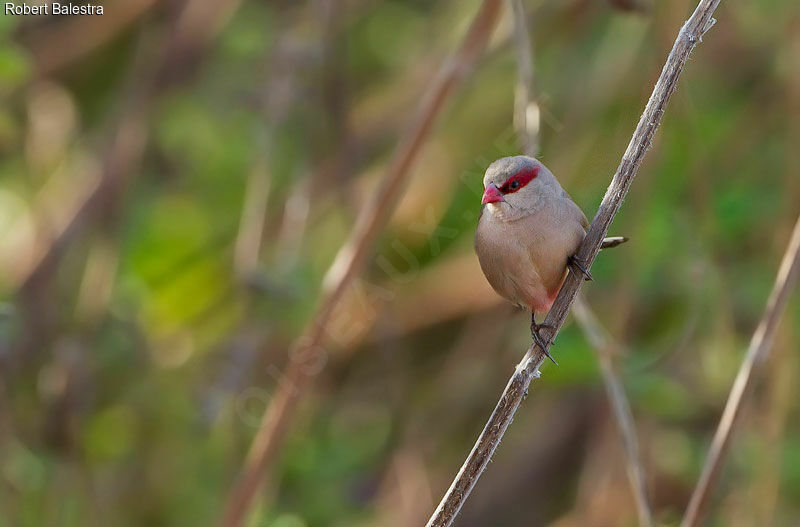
[475, 156, 587, 314]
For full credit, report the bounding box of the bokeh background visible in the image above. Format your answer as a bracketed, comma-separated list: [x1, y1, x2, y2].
[1, 0, 800, 526]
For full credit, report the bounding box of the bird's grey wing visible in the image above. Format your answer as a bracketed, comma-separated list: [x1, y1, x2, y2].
[578, 206, 589, 230]
[558, 188, 589, 230]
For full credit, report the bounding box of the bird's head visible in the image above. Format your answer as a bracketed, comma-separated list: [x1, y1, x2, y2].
[481, 156, 556, 219]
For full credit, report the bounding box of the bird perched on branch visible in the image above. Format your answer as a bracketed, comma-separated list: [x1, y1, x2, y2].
[474, 155, 625, 362]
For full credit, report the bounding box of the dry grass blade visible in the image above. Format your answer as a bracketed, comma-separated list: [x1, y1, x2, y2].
[681, 213, 800, 527]
[573, 295, 652, 527]
[508, 0, 538, 157]
[219, 2, 504, 526]
[425, 1, 723, 525]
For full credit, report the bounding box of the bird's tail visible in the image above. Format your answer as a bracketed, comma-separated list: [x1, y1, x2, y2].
[600, 236, 628, 249]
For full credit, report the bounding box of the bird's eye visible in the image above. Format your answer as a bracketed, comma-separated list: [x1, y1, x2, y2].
[509, 180, 520, 190]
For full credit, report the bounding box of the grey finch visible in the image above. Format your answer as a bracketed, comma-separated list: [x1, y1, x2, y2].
[474, 155, 625, 362]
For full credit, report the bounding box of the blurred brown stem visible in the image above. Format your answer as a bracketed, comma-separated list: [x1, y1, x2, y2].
[425, 1, 722, 525]
[681, 213, 800, 527]
[18, 98, 149, 305]
[218, 2, 505, 526]
[572, 295, 652, 527]
[234, 157, 272, 278]
[508, 0, 538, 156]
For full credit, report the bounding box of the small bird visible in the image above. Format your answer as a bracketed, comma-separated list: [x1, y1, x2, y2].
[474, 155, 623, 362]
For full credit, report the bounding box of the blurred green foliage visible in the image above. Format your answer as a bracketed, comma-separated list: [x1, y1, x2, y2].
[0, 1, 799, 526]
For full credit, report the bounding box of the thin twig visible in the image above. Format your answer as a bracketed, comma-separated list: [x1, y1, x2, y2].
[274, 178, 311, 272]
[233, 33, 304, 279]
[508, 0, 538, 156]
[219, 2, 504, 526]
[234, 158, 272, 278]
[681, 213, 800, 527]
[572, 295, 652, 527]
[425, 1, 722, 525]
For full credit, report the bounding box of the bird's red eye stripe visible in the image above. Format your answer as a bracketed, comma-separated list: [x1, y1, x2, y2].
[499, 166, 539, 194]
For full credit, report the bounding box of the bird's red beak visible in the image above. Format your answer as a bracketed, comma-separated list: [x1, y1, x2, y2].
[481, 184, 504, 205]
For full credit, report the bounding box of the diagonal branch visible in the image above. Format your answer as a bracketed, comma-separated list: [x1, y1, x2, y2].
[425, 1, 723, 525]
[507, 1, 650, 522]
[681, 213, 800, 527]
[219, 2, 504, 526]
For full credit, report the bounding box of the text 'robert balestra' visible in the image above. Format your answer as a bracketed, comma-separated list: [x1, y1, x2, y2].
[5, 3, 104, 15]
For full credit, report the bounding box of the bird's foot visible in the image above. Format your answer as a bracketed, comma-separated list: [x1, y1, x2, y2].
[568, 254, 593, 281]
[530, 318, 557, 365]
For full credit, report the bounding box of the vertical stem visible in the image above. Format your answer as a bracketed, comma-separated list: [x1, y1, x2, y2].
[573, 295, 652, 527]
[508, 0, 538, 156]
